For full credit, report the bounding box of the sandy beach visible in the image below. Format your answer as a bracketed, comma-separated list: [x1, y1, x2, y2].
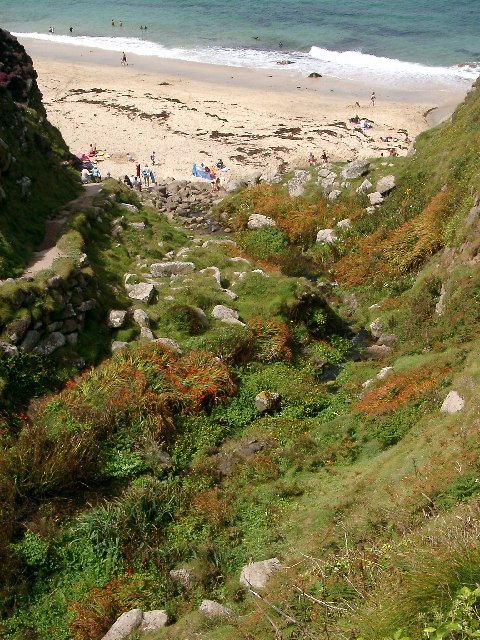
[20, 38, 470, 183]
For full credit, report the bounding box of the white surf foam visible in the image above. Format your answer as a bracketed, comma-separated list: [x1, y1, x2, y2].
[14, 32, 479, 88]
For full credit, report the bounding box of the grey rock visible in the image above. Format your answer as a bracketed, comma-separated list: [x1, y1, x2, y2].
[240, 558, 283, 589]
[127, 283, 155, 303]
[341, 160, 370, 180]
[318, 168, 334, 178]
[101, 609, 143, 640]
[230, 256, 251, 266]
[20, 330, 41, 352]
[140, 611, 168, 633]
[377, 334, 397, 347]
[62, 318, 79, 334]
[368, 191, 384, 205]
[328, 189, 341, 201]
[376, 366, 393, 380]
[128, 221, 146, 230]
[170, 568, 194, 588]
[191, 306, 210, 329]
[364, 344, 391, 359]
[78, 299, 97, 312]
[212, 305, 245, 326]
[200, 266, 222, 287]
[107, 310, 128, 329]
[118, 203, 139, 213]
[140, 326, 155, 340]
[287, 170, 310, 197]
[376, 174, 396, 194]
[153, 337, 183, 354]
[33, 332, 66, 356]
[5, 316, 30, 343]
[66, 333, 78, 346]
[369, 318, 383, 339]
[440, 391, 465, 414]
[222, 288, 238, 300]
[224, 179, 243, 193]
[47, 275, 63, 289]
[435, 284, 447, 316]
[356, 178, 373, 194]
[199, 600, 233, 620]
[255, 391, 282, 414]
[150, 261, 195, 277]
[78, 253, 90, 267]
[247, 214, 276, 230]
[337, 218, 351, 229]
[133, 308, 150, 327]
[316, 228, 337, 243]
[0, 342, 18, 357]
[112, 341, 129, 352]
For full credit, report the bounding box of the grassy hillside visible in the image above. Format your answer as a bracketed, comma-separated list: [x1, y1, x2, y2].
[0, 69, 480, 640]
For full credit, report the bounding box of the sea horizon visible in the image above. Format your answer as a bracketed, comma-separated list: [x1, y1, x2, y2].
[1, 0, 479, 88]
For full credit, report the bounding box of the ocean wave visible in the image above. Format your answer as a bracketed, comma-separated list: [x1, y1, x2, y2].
[13, 31, 479, 87]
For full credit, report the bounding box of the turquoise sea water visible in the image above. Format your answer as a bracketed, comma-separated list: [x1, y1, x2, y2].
[1, 0, 479, 86]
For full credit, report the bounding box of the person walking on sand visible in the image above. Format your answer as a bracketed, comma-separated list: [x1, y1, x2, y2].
[121, 52, 127, 66]
[370, 92, 376, 107]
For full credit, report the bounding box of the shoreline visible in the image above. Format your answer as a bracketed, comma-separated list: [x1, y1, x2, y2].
[19, 37, 471, 183]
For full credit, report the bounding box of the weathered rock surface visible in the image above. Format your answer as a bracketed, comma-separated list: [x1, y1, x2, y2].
[316, 228, 337, 243]
[140, 610, 168, 633]
[287, 170, 310, 197]
[199, 600, 233, 620]
[111, 341, 129, 352]
[356, 178, 373, 194]
[240, 558, 283, 589]
[255, 391, 282, 414]
[150, 261, 195, 277]
[369, 318, 383, 339]
[33, 331, 66, 355]
[341, 160, 370, 180]
[132, 308, 150, 327]
[170, 568, 195, 588]
[212, 305, 245, 326]
[101, 609, 143, 640]
[440, 391, 465, 414]
[118, 203, 139, 213]
[376, 174, 396, 194]
[368, 191, 384, 205]
[127, 283, 155, 303]
[107, 309, 127, 329]
[247, 214, 276, 229]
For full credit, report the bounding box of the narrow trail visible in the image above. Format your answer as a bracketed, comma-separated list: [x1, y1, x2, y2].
[23, 183, 103, 276]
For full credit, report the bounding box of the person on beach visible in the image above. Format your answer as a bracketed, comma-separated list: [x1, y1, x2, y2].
[149, 169, 156, 185]
[136, 163, 141, 179]
[321, 151, 328, 163]
[119, 20, 123, 27]
[308, 152, 316, 165]
[142, 165, 150, 186]
[370, 92, 376, 107]
[48, 26, 55, 34]
[81, 167, 91, 184]
[121, 52, 127, 66]
[124, 175, 133, 188]
[150, 151, 156, 165]
[127, 153, 134, 162]
[112, 20, 115, 27]
[69, 26, 73, 34]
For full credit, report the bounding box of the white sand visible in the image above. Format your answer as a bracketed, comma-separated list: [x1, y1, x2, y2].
[20, 38, 470, 183]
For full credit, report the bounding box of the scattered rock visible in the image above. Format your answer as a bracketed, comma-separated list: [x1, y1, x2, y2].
[199, 600, 233, 620]
[435, 284, 447, 316]
[19, 330, 40, 352]
[101, 609, 143, 640]
[107, 309, 127, 329]
[212, 305, 245, 326]
[140, 611, 168, 633]
[316, 228, 337, 243]
[337, 218, 351, 229]
[356, 178, 373, 194]
[240, 558, 283, 589]
[255, 391, 282, 414]
[440, 391, 465, 414]
[111, 341, 129, 352]
[364, 344, 391, 359]
[341, 160, 370, 180]
[247, 214, 276, 229]
[140, 326, 155, 340]
[128, 221, 146, 230]
[127, 283, 155, 303]
[133, 308, 150, 327]
[118, 203, 139, 213]
[33, 332, 66, 356]
[150, 261, 195, 277]
[368, 191, 384, 206]
[376, 366, 393, 380]
[170, 568, 195, 588]
[200, 266, 222, 286]
[369, 318, 383, 338]
[376, 175, 396, 194]
[288, 170, 310, 197]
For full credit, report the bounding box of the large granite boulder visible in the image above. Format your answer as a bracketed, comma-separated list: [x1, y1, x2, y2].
[440, 391, 465, 414]
[101, 609, 143, 640]
[199, 600, 233, 620]
[212, 305, 245, 326]
[132, 308, 150, 327]
[316, 228, 337, 243]
[247, 214, 276, 230]
[150, 261, 195, 277]
[127, 283, 155, 303]
[376, 174, 396, 194]
[240, 558, 283, 589]
[341, 160, 370, 180]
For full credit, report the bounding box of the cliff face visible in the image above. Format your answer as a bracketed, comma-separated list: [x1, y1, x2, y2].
[0, 29, 78, 277]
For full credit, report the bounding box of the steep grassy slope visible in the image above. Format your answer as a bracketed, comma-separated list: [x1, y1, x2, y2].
[0, 29, 78, 277]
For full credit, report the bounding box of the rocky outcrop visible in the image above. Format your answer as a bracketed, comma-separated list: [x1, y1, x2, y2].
[127, 282, 155, 303]
[240, 558, 283, 589]
[288, 170, 310, 197]
[341, 160, 370, 180]
[376, 174, 396, 194]
[212, 305, 245, 326]
[247, 214, 276, 229]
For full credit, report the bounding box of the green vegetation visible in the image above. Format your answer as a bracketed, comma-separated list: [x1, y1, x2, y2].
[1, 56, 480, 640]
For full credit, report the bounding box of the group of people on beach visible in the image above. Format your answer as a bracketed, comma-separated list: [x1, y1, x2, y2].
[308, 151, 328, 165]
[123, 158, 157, 191]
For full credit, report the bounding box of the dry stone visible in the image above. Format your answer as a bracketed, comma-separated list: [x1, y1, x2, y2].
[440, 391, 465, 414]
[212, 305, 245, 326]
[150, 261, 195, 277]
[140, 611, 168, 633]
[127, 283, 155, 303]
[107, 310, 127, 329]
[240, 558, 283, 589]
[316, 228, 337, 243]
[101, 609, 143, 640]
[170, 568, 194, 588]
[341, 160, 370, 180]
[199, 600, 233, 620]
[133, 308, 150, 327]
[247, 214, 276, 229]
[376, 174, 396, 194]
[33, 332, 66, 356]
[368, 191, 384, 205]
[153, 337, 182, 353]
[356, 178, 372, 194]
